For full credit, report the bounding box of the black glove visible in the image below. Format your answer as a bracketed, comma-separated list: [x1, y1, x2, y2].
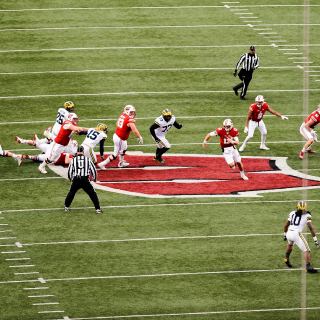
[233, 69, 237, 77]
[283, 233, 287, 241]
[155, 138, 160, 143]
[177, 123, 183, 129]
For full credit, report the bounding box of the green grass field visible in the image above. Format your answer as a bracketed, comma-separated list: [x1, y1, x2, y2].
[1, 1, 320, 320]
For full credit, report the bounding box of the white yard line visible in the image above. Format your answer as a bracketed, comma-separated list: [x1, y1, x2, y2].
[46, 306, 320, 320]
[0, 267, 304, 285]
[0, 88, 320, 100]
[0, 199, 319, 214]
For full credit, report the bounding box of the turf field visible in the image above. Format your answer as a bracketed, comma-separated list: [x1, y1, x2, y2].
[0, 1, 320, 319]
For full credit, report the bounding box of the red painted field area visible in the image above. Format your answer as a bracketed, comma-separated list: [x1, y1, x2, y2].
[96, 154, 320, 196]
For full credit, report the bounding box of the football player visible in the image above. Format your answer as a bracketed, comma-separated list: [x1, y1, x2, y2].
[283, 200, 319, 273]
[81, 123, 108, 164]
[299, 104, 320, 159]
[51, 101, 75, 138]
[98, 105, 143, 170]
[202, 118, 248, 180]
[149, 109, 183, 163]
[239, 95, 288, 152]
[38, 113, 87, 174]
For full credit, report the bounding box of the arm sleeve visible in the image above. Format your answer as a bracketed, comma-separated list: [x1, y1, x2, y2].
[99, 139, 105, 157]
[173, 120, 182, 129]
[150, 123, 160, 140]
[255, 56, 260, 69]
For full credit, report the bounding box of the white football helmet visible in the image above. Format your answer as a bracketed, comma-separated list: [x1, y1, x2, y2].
[67, 112, 78, 122]
[123, 105, 136, 116]
[255, 95, 264, 104]
[223, 118, 233, 131]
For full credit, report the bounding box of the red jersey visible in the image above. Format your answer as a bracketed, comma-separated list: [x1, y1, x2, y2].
[216, 127, 239, 149]
[54, 120, 74, 146]
[249, 102, 269, 122]
[54, 152, 73, 166]
[304, 109, 320, 129]
[115, 112, 135, 140]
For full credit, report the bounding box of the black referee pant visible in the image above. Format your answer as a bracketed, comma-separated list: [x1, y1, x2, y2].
[233, 69, 253, 99]
[65, 176, 101, 210]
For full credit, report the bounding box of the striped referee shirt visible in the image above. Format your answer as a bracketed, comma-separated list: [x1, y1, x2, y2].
[235, 53, 259, 71]
[68, 154, 97, 181]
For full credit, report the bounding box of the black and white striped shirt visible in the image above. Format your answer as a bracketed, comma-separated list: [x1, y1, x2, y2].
[68, 154, 97, 181]
[235, 53, 259, 72]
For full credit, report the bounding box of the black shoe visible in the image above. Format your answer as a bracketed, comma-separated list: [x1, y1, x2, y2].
[96, 209, 103, 214]
[284, 258, 293, 268]
[240, 96, 246, 100]
[306, 267, 318, 273]
[233, 87, 238, 96]
[153, 156, 165, 163]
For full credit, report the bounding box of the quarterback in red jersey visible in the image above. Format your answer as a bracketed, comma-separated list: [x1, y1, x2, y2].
[203, 118, 248, 180]
[38, 113, 88, 174]
[239, 95, 288, 152]
[98, 105, 143, 169]
[299, 105, 320, 159]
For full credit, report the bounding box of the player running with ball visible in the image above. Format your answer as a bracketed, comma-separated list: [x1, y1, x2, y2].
[203, 118, 248, 180]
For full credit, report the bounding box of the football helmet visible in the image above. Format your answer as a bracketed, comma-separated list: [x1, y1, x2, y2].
[297, 200, 307, 211]
[223, 118, 233, 131]
[255, 95, 264, 104]
[64, 101, 75, 111]
[67, 112, 78, 123]
[124, 105, 136, 116]
[96, 123, 108, 133]
[162, 108, 172, 121]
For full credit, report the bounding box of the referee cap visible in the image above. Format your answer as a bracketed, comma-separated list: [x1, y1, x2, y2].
[249, 45, 256, 51]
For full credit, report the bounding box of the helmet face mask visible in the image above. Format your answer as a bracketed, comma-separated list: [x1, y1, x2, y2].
[64, 101, 75, 111]
[96, 123, 108, 133]
[162, 108, 172, 121]
[223, 118, 233, 132]
[124, 105, 136, 117]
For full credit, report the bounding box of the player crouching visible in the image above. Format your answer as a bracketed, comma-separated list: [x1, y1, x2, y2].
[202, 118, 248, 180]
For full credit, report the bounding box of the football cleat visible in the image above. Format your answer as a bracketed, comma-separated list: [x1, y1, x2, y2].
[306, 267, 318, 274]
[15, 136, 23, 144]
[64, 206, 71, 212]
[240, 173, 249, 180]
[284, 258, 293, 268]
[239, 144, 245, 152]
[232, 87, 238, 96]
[14, 155, 22, 167]
[307, 149, 315, 154]
[38, 162, 47, 174]
[97, 162, 107, 170]
[260, 145, 270, 150]
[299, 151, 304, 160]
[153, 156, 165, 164]
[96, 209, 103, 214]
[118, 161, 130, 168]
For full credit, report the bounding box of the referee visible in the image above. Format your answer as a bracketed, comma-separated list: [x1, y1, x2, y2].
[64, 146, 102, 214]
[232, 45, 260, 100]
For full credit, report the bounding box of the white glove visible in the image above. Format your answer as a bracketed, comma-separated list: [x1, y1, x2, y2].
[137, 136, 143, 144]
[311, 130, 318, 142]
[244, 127, 248, 134]
[281, 115, 288, 120]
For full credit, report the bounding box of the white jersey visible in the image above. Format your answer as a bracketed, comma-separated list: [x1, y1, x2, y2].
[52, 108, 70, 137]
[154, 115, 176, 138]
[287, 210, 312, 233]
[81, 128, 107, 148]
